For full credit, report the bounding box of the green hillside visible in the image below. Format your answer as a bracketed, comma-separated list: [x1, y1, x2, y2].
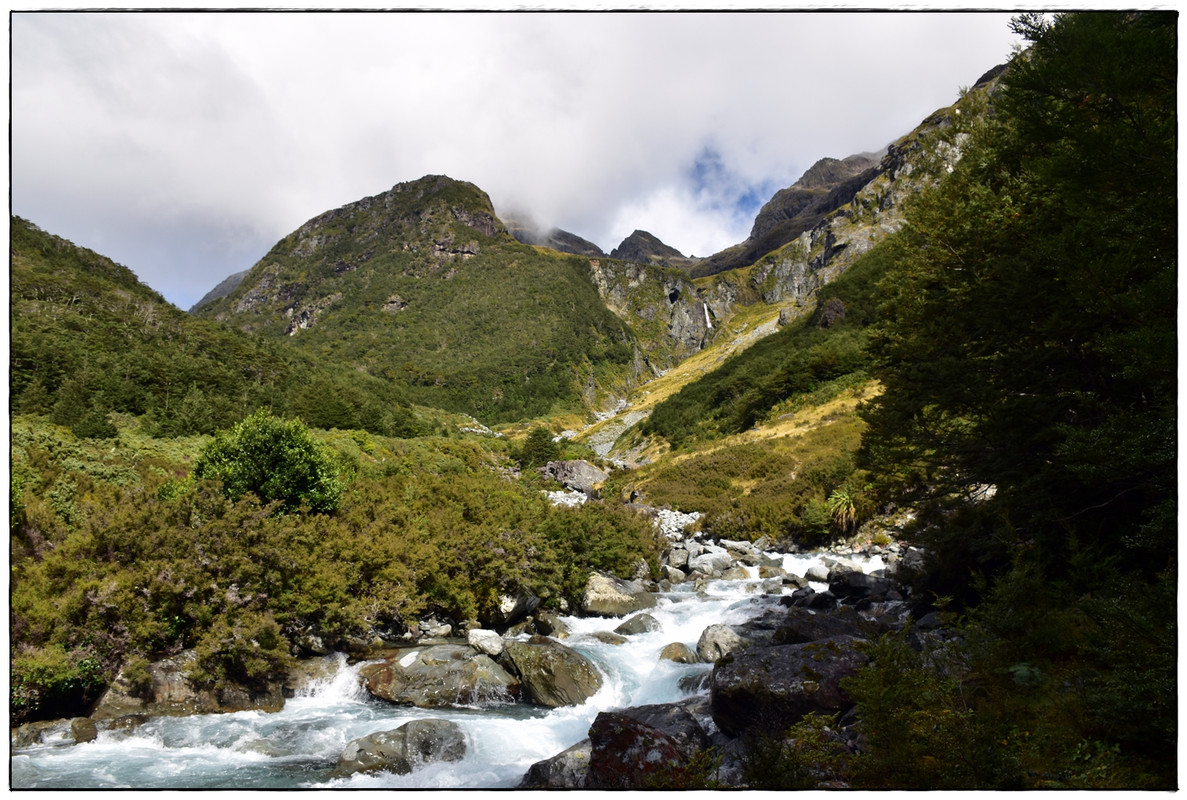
[195, 175, 638, 423]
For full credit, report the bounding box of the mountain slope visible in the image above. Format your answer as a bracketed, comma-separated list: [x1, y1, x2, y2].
[193, 175, 640, 423]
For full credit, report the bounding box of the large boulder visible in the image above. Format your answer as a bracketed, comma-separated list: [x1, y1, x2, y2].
[518, 739, 592, 788]
[581, 572, 656, 617]
[540, 460, 609, 493]
[360, 645, 519, 707]
[696, 624, 748, 663]
[614, 613, 661, 636]
[501, 636, 603, 708]
[709, 636, 869, 738]
[330, 719, 466, 778]
[828, 570, 899, 601]
[90, 650, 285, 720]
[586, 712, 687, 788]
[687, 548, 733, 577]
[467, 629, 505, 657]
[659, 642, 700, 664]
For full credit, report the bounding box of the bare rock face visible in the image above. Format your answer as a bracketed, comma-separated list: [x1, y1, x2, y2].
[539, 460, 609, 494]
[500, 636, 604, 708]
[331, 718, 466, 778]
[709, 635, 869, 738]
[360, 645, 519, 707]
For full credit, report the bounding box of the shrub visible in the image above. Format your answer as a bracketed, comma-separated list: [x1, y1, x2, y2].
[193, 409, 343, 513]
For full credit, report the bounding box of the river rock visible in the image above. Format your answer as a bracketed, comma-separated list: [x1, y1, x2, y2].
[467, 629, 505, 657]
[501, 636, 604, 708]
[622, 699, 712, 760]
[586, 712, 687, 788]
[615, 613, 661, 636]
[666, 546, 690, 570]
[11, 717, 97, 749]
[589, 631, 628, 645]
[804, 564, 830, 583]
[688, 548, 733, 577]
[361, 645, 519, 707]
[709, 636, 870, 738]
[519, 738, 592, 788]
[659, 642, 700, 664]
[720, 565, 751, 581]
[662, 564, 687, 584]
[829, 570, 898, 600]
[534, 612, 571, 639]
[90, 650, 285, 721]
[331, 718, 466, 778]
[696, 624, 748, 663]
[581, 572, 656, 617]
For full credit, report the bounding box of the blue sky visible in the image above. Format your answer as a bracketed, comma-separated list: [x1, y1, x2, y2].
[11, 10, 1025, 309]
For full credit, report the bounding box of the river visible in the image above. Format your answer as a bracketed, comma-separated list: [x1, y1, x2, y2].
[11, 550, 883, 789]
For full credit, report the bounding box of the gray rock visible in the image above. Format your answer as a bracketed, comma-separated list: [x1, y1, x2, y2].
[361, 645, 519, 707]
[688, 548, 733, 576]
[519, 739, 592, 788]
[484, 590, 541, 628]
[720, 565, 751, 581]
[696, 624, 748, 663]
[615, 613, 661, 636]
[662, 564, 687, 584]
[589, 631, 629, 646]
[331, 719, 466, 778]
[666, 546, 690, 570]
[467, 629, 505, 657]
[534, 612, 571, 639]
[501, 636, 604, 708]
[804, 564, 831, 583]
[540, 460, 609, 493]
[709, 636, 870, 738]
[581, 572, 656, 617]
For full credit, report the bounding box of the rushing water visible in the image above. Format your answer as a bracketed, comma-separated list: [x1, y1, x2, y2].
[11, 550, 883, 789]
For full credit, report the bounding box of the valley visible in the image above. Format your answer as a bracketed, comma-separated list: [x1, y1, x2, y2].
[9, 12, 1176, 790]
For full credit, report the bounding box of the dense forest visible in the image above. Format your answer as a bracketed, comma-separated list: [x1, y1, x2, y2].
[9, 11, 1176, 788]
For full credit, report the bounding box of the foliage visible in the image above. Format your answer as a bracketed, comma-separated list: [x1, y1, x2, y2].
[9, 415, 661, 724]
[194, 410, 344, 513]
[642, 240, 892, 448]
[740, 713, 848, 789]
[860, 9, 1177, 591]
[517, 426, 562, 469]
[194, 176, 638, 424]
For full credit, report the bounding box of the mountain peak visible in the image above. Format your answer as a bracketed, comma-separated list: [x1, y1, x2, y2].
[609, 230, 690, 269]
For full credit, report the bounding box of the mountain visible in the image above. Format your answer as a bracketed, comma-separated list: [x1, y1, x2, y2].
[192, 175, 642, 423]
[189, 268, 250, 312]
[10, 216, 422, 438]
[609, 229, 698, 271]
[502, 215, 606, 257]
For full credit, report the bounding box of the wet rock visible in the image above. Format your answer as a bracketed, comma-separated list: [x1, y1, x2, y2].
[331, 718, 466, 778]
[12, 717, 96, 749]
[709, 636, 869, 738]
[501, 636, 604, 708]
[586, 712, 687, 788]
[804, 564, 830, 583]
[720, 565, 751, 581]
[589, 631, 628, 646]
[581, 572, 656, 617]
[829, 571, 898, 600]
[615, 613, 661, 636]
[696, 624, 748, 663]
[534, 612, 571, 639]
[688, 548, 733, 576]
[771, 604, 881, 645]
[659, 642, 700, 664]
[90, 650, 285, 720]
[519, 739, 592, 788]
[360, 645, 519, 707]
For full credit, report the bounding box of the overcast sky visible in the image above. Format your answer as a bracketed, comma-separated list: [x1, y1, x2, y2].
[12, 10, 1025, 310]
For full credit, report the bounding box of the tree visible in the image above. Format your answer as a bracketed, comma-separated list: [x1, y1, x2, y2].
[194, 409, 344, 513]
[520, 426, 561, 469]
[861, 11, 1176, 586]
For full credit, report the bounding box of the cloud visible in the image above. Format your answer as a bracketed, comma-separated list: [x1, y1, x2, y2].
[11, 11, 1022, 308]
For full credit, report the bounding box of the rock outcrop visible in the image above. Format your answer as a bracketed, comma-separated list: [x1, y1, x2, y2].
[360, 645, 519, 707]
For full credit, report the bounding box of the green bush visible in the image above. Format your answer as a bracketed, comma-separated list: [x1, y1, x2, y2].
[194, 409, 343, 513]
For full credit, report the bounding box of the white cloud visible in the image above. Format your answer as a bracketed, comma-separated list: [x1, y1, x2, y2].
[11, 10, 1022, 308]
